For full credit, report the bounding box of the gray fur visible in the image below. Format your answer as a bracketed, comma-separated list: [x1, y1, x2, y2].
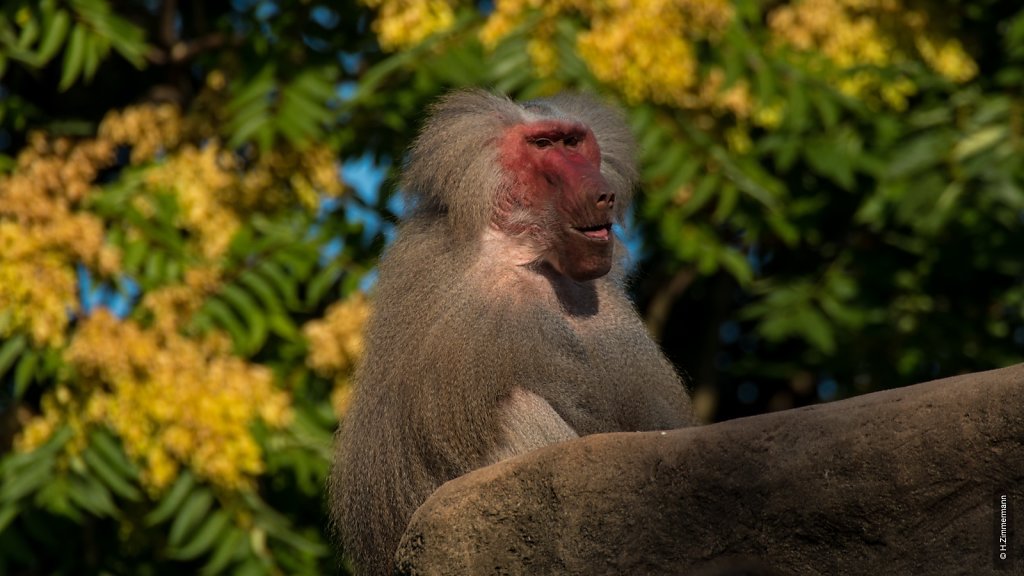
[489, 388, 580, 463]
[330, 90, 694, 576]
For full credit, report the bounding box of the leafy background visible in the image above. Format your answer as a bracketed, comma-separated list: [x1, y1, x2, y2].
[1, 0, 1022, 573]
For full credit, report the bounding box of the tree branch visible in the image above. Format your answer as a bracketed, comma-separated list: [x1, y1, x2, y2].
[644, 265, 696, 342]
[146, 33, 232, 65]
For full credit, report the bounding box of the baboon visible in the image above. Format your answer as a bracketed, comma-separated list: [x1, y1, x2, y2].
[330, 89, 695, 576]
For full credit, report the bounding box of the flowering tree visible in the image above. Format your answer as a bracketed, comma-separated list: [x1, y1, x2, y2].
[1, 0, 1022, 573]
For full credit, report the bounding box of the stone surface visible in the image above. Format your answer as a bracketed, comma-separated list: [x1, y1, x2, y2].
[395, 364, 1024, 575]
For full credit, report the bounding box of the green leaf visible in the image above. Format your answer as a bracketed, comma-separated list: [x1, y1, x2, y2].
[3, 427, 72, 473]
[13, 348, 38, 399]
[145, 471, 195, 525]
[101, 12, 147, 67]
[122, 205, 182, 250]
[67, 471, 118, 518]
[168, 488, 215, 548]
[219, 285, 261, 323]
[719, 248, 753, 286]
[305, 262, 343, 307]
[277, 92, 323, 145]
[492, 59, 535, 96]
[35, 476, 83, 522]
[82, 445, 142, 501]
[1, 455, 54, 502]
[290, 68, 338, 102]
[238, 270, 284, 314]
[820, 295, 864, 328]
[235, 557, 268, 576]
[794, 305, 836, 354]
[0, 334, 27, 380]
[203, 297, 249, 352]
[766, 213, 799, 246]
[246, 492, 329, 555]
[718, 154, 784, 210]
[766, 134, 800, 172]
[226, 66, 276, 147]
[220, 284, 268, 354]
[629, 105, 655, 137]
[428, 41, 486, 85]
[275, 246, 317, 278]
[59, 24, 86, 91]
[255, 260, 300, 309]
[69, 0, 147, 70]
[118, 239, 146, 275]
[785, 81, 809, 132]
[803, 133, 857, 190]
[170, 509, 231, 560]
[952, 125, 1006, 163]
[675, 171, 718, 219]
[268, 524, 329, 556]
[885, 131, 951, 179]
[712, 182, 739, 223]
[489, 40, 531, 80]
[811, 88, 840, 129]
[201, 526, 246, 575]
[89, 429, 138, 479]
[228, 65, 276, 112]
[142, 249, 167, 287]
[281, 82, 332, 125]
[228, 105, 272, 149]
[0, 501, 18, 533]
[638, 125, 668, 163]
[659, 216, 683, 254]
[268, 314, 301, 341]
[81, 31, 104, 80]
[290, 404, 335, 445]
[758, 312, 795, 342]
[645, 139, 689, 182]
[15, 14, 40, 51]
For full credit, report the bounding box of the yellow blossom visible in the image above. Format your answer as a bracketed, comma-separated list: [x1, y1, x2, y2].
[304, 295, 370, 418]
[6, 93, 343, 500]
[142, 139, 343, 240]
[0, 252, 76, 347]
[303, 294, 371, 377]
[18, 310, 293, 494]
[99, 103, 184, 164]
[478, 0, 976, 114]
[145, 143, 241, 259]
[481, 0, 738, 112]
[916, 35, 977, 83]
[141, 276, 219, 336]
[769, 0, 977, 108]
[362, 0, 458, 51]
[753, 101, 785, 130]
[527, 35, 559, 77]
[331, 382, 355, 417]
[17, 413, 58, 453]
[725, 126, 753, 155]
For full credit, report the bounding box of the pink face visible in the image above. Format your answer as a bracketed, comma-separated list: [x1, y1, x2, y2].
[497, 120, 616, 282]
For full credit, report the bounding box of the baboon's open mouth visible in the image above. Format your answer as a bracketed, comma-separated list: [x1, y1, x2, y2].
[574, 223, 612, 241]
